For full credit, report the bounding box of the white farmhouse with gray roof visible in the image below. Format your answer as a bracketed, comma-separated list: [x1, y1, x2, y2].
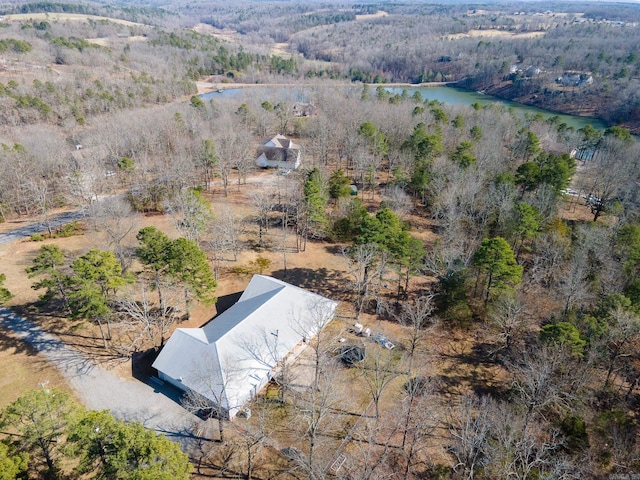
[255, 134, 302, 170]
[152, 275, 337, 419]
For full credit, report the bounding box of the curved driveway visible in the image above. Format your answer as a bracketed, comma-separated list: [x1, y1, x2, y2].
[0, 211, 86, 245]
[0, 308, 211, 450]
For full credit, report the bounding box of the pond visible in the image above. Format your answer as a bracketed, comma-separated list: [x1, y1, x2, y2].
[200, 84, 608, 131]
[387, 86, 608, 131]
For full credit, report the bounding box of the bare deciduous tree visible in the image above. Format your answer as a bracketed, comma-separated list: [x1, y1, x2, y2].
[289, 299, 342, 478]
[87, 196, 137, 270]
[482, 398, 565, 480]
[601, 306, 640, 391]
[207, 207, 245, 279]
[509, 345, 580, 433]
[397, 382, 439, 479]
[396, 294, 437, 375]
[26, 178, 55, 236]
[558, 246, 592, 319]
[343, 244, 390, 320]
[214, 113, 253, 197]
[486, 293, 529, 354]
[526, 230, 570, 292]
[358, 348, 399, 420]
[183, 352, 241, 443]
[236, 327, 295, 404]
[165, 188, 213, 243]
[382, 185, 413, 220]
[448, 395, 491, 480]
[117, 280, 183, 350]
[250, 187, 276, 247]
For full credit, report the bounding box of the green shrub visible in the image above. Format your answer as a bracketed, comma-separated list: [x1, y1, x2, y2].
[559, 415, 589, 453]
[30, 221, 84, 241]
[229, 265, 252, 276]
[56, 221, 83, 237]
[540, 321, 586, 357]
[249, 256, 271, 274]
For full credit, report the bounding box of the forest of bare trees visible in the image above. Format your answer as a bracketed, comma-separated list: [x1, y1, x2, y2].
[165, 0, 640, 129]
[1, 1, 640, 478]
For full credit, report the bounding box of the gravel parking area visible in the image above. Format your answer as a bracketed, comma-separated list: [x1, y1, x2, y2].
[0, 308, 213, 451]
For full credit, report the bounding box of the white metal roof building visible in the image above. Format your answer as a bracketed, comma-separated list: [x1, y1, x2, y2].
[152, 275, 337, 419]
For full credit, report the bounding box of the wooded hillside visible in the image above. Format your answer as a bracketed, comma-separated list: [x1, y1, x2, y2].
[0, 1, 639, 479]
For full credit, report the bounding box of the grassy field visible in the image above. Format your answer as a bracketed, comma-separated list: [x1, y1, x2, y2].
[2, 13, 147, 27]
[0, 326, 73, 409]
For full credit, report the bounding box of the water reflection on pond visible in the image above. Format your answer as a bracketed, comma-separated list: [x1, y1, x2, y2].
[201, 84, 608, 131]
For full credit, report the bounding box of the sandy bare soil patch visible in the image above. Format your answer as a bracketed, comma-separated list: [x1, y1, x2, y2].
[446, 29, 546, 40]
[196, 81, 217, 94]
[271, 42, 291, 57]
[355, 11, 389, 21]
[3, 13, 147, 27]
[192, 23, 238, 43]
[85, 35, 147, 47]
[85, 38, 109, 47]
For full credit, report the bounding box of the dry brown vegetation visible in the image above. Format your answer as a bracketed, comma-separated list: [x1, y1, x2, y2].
[0, 3, 639, 477]
[2, 13, 146, 27]
[0, 163, 511, 477]
[444, 30, 546, 40]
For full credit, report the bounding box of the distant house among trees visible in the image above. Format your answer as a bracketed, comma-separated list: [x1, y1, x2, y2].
[570, 146, 596, 162]
[556, 72, 593, 87]
[509, 64, 542, 77]
[292, 102, 316, 117]
[255, 134, 302, 170]
[152, 275, 337, 419]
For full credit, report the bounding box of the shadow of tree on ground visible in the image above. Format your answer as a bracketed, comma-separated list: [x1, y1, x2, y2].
[270, 267, 351, 301]
[438, 340, 509, 398]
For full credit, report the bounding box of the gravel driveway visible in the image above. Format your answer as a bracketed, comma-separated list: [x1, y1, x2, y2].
[0, 211, 86, 245]
[0, 308, 212, 451]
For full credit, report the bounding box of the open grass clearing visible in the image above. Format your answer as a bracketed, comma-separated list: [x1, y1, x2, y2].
[0, 324, 74, 410]
[85, 35, 147, 47]
[445, 29, 546, 40]
[2, 13, 148, 27]
[355, 11, 389, 21]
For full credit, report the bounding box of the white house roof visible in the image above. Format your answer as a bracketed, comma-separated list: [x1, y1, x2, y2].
[264, 134, 299, 150]
[152, 275, 337, 418]
[256, 135, 302, 169]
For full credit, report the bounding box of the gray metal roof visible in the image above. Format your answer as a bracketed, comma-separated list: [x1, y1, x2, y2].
[152, 275, 337, 417]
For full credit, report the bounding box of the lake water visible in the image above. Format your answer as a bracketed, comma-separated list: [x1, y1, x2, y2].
[201, 84, 608, 131]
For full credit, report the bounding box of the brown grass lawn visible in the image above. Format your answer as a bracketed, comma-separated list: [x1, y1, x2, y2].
[0, 170, 384, 402]
[0, 167, 598, 475]
[445, 29, 546, 40]
[0, 327, 74, 409]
